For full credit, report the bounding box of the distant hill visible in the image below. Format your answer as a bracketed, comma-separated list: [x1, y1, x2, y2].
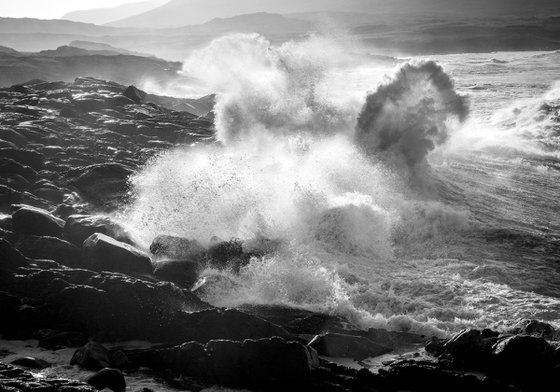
[69, 41, 147, 56]
[0, 17, 119, 35]
[107, 0, 560, 29]
[183, 12, 311, 35]
[63, 1, 165, 25]
[0, 49, 182, 87]
[0, 45, 21, 56]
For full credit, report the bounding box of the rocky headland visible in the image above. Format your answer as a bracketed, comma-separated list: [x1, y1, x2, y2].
[0, 77, 559, 392]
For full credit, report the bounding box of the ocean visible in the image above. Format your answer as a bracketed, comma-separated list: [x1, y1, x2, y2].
[123, 35, 560, 337]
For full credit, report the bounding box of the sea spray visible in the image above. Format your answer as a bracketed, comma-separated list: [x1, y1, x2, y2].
[123, 34, 480, 336]
[356, 60, 469, 174]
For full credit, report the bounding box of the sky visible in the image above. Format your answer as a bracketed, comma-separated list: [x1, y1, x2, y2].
[0, 0, 139, 19]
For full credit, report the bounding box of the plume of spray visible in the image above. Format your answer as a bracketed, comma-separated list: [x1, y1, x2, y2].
[182, 33, 360, 143]
[356, 60, 469, 177]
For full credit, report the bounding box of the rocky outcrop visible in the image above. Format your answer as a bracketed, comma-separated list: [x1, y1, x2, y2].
[0, 363, 97, 392]
[70, 342, 112, 371]
[63, 214, 136, 247]
[85, 368, 126, 392]
[11, 204, 65, 237]
[128, 337, 318, 391]
[82, 233, 152, 274]
[308, 333, 393, 360]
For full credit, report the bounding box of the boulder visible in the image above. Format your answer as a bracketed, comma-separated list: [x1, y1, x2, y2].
[65, 163, 133, 208]
[82, 233, 152, 274]
[0, 239, 28, 271]
[207, 239, 245, 266]
[153, 259, 199, 287]
[10, 357, 50, 370]
[492, 335, 553, 371]
[0, 148, 44, 170]
[74, 98, 108, 113]
[509, 319, 560, 340]
[15, 235, 81, 266]
[85, 368, 126, 392]
[149, 235, 204, 260]
[131, 337, 317, 390]
[123, 86, 146, 104]
[0, 158, 36, 180]
[308, 333, 392, 360]
[70, 342, 111, 371]
[12, 205, 65, 237]
[64, 215, 136, 247]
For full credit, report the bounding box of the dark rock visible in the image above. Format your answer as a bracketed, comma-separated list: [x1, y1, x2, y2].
[64, 214, 136, 247]
[0, 362, 97, 392]
[123, 86, 146, 104]
[153, 259, 199, 287]
[491, 335, 553, 374]
[106, 95, 135, 108]
[15, 235, 81, 266]
[37, 330, 89, 350]
[207, 239, 245, 266]
[149, 235, 204, 260]
[443, 329, 490, 365]
[308, 333, 392, 360]
[10, 357, 50, 370]
[0, 239, 28, 271]
[0, 158, 36, 180]
[509, 319, 560, 340]
[82, 233, 152, 274]
[110, 350, 135, 371]
[132, 337, 318, 390]
[85, 368, 126, 392]
[0, 148, 44, 170]
[12, 204, 65, 237]
[74, 99, 108, 113]
[241, 337, 318, 389]
[237, 304, 349, 336]
[65, 163, 133, 208]
[70, 342, 111, 371]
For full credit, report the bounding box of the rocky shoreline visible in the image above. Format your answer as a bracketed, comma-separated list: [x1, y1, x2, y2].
[1, 77, 559, 391]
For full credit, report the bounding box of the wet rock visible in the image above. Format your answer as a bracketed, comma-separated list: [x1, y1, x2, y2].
[442, 329, 496, 365]
[207, 239, 244, 265]
[237, 304, 349, 336]
[0, 239, 28, 271]
[509, 319, 560, 340]
[130, 337, 317, 390]
[85, 368, 126, 392]
[106, 95, 135, 108]
[381, 359, 516, 392]
[12, 204, 65, 237]
[0, 363, 97, 392]
[149, 235, 204, 260]
[15, 235, 81, 266]
[82, 233, 152, 274]
[110, 350, 135, 371]
[10, 356, 51, 370]
[0, 158, 36, 180]
[65, 163, 133, 209]
[0, 148, 44, 170]
[491, 335, 553, 375]
[308, 333, 392, 360]
[37, 330, 89, 350]
[178, 308, 290, 344]
[153, 259, 199, 287]
[71, 342, 111, 371]
[74, 98, 108, 113]
[64, 214, 136, 247]
[123, 85, 146, 104]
